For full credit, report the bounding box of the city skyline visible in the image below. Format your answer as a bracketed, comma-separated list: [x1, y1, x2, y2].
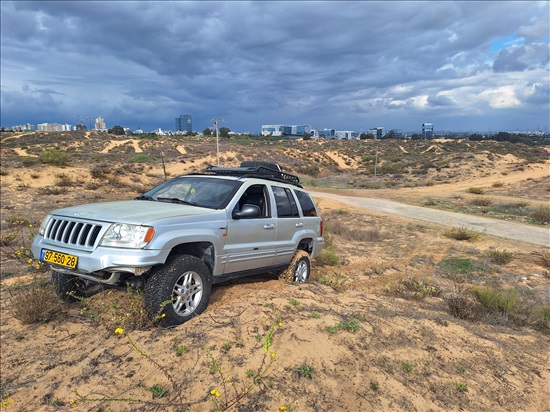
[1, 1, 548, 133]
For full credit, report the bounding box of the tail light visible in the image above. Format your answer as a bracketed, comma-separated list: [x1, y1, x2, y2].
[319, 220, 324, 237]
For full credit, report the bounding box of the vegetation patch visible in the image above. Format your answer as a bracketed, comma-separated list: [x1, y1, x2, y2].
[39, 150, 70, 166]
[443, 226, 483, 241]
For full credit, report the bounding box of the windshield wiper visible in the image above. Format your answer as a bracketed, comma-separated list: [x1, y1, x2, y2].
[135, 195, 155, 201]
[157, 197, 198, 206]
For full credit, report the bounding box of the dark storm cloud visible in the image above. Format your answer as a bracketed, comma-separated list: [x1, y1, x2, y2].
[1, 1, 548, 132]
[493, 44, 550, 72]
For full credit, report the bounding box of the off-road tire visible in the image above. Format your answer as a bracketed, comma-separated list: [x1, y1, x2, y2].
[144, 254, 212, 327]
[279, 250, 311, 283]
[51, 271, 103, 302]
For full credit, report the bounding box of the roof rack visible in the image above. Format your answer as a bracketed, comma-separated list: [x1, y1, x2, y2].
[202, 165, 302, 187]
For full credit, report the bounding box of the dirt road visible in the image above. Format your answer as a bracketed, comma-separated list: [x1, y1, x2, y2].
[311, 191, 550, 247]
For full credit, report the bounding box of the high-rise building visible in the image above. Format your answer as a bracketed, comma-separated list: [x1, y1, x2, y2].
[176, 115, 192, 132]
[422, 123, 434, 140]
[95, 117, 107, 130]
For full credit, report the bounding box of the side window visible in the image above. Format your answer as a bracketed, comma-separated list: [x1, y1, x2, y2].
[295, 190, 318, 217]
[236, 185, 269, 218]
[272, 186, 300, 218]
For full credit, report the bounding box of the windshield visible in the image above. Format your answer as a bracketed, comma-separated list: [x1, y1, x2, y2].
[138, 176, 242, 209]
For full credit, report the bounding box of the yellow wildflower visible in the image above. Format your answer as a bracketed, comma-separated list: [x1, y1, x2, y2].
[271, 352, 276, 358]
[278, 407, 287, 412]
[70, 399, 78, 408]
[210, 389, 220, 397]
[278, 321, 283, 327]
[114, 327, 124, 334]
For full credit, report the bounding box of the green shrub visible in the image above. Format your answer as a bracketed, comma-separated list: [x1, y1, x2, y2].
[315, 247, 340, 266]
[21, 156, 39, 166]
[472, 286, 521, 318]
[467, 187, 485, 194]
[131, 154, 155, 163]
[39, 150, 70, 166]
[297, 165, 320, 177]
[487, 249, 515, 265]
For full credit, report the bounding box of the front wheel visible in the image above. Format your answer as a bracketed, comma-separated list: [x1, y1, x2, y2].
[51, 271, 103, 302]
[144, 255, 212, 327]
[280, 250, 311, 283]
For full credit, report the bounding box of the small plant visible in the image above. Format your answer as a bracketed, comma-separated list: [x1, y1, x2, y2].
[401, 362, 413, 373]
[487, 249, 515, 265]
[288, 299, 300, 306]
[385, 277, 442, 300]
[309, 312, 321, 319]
[54, 173, 74, 187]
[149, 384, 167, 399]
[325, 317, 361, 334]
[456, 382, 468, 393]
[492, 181, 505, 187]
[443, 226, 482, 241]
[295, 362, 315, 379]
[370, 380, 379, 391]
[337, 319, 361, 332]
[245, 369, 254, 377]
[175, 345, 187, 356]
[222, 343, 231, 351]
[467, 187, 485, 194]
[469, 196, 493, 207]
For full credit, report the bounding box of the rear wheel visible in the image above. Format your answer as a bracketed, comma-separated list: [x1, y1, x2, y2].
[144, 255, 212, 327]
[51, 271, 103, 302]
[279, 250, 311, 283]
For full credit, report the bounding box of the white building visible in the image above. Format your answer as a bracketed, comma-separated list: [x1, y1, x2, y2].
[95, 117, 107, 131]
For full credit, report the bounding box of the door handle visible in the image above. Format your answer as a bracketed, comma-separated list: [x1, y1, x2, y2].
[295, 223, 304, 228]
[264, 224, 275, 230]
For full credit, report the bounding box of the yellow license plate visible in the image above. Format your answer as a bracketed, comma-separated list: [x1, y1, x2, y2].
[41, 249, 78, 269]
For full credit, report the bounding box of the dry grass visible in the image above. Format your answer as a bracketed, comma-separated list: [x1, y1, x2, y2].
[443, 226, 483, 241]
[9, 282, 65, 324]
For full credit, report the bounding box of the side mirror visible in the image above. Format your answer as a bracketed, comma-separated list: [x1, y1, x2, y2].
[232, 204, 261, 219]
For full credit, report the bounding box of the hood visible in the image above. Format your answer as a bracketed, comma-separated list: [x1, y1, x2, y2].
[51, 200, 218, 225]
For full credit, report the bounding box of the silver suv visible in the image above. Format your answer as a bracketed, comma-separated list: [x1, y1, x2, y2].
[32, 162, 324, 326]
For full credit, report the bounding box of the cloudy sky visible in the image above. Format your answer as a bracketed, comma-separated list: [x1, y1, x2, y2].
[1, 1, 549, 134]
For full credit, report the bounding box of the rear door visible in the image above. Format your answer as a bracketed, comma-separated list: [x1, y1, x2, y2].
[271, 185, 303, 265]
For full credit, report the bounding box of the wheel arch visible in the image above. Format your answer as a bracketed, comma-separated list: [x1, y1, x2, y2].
[167, 241, 215, 274]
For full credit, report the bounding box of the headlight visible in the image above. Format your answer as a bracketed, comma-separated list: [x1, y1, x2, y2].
[100, 224, 155, 248]
[38, 215, 51, 236]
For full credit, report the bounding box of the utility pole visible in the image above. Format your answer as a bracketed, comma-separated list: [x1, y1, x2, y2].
[211, 118, 224, 166]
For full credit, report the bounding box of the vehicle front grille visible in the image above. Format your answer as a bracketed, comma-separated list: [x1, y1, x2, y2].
[44, 218, 103, 250]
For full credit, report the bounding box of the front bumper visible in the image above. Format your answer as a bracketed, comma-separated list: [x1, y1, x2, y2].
[32, 235, 170, 276]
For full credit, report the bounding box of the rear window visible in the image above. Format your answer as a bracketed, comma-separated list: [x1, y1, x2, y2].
[295, 190, 318, 217]
[272, 186, 300, 218]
